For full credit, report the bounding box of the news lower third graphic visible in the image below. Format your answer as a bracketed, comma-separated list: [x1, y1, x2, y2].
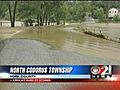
[0, 65, 120, 82]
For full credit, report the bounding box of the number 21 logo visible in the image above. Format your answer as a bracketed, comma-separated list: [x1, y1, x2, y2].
[91, 65, 112, 75]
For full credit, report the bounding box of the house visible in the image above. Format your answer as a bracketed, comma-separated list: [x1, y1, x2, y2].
[108, 8, 120, 18]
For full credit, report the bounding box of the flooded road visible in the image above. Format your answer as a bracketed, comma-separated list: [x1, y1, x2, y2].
[10, 26, 120, 62]
[0, 26, 120, 90]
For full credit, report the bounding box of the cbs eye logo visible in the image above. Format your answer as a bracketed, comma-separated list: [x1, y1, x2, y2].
[91, 65, 112, 78]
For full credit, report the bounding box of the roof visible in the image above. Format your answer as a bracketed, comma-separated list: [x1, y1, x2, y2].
[109, 8, 120, 12]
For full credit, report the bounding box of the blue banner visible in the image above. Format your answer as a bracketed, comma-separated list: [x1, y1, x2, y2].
[0, 65, 91, 75]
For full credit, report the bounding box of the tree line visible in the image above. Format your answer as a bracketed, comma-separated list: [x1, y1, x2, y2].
[0, 1, 120, 27]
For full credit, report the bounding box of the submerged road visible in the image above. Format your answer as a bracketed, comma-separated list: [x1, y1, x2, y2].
[0, 39, 115, 65]
[0, 26, 120, 90]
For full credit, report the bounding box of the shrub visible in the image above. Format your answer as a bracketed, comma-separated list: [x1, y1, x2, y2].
[113, 15, 120, 23]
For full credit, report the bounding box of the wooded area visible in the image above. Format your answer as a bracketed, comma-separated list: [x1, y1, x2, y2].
[0, 1, 120, 27]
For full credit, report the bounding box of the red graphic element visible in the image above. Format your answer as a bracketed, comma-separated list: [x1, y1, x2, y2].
[61, 82, 120, 90]
[98, 65, 106, 75]
[91, 65, 110, 75]
[91, 66, 100, 74]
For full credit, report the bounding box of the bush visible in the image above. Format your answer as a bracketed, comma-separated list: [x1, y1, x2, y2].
[24, 19, 34, 26]
[113, 15, 120, 23]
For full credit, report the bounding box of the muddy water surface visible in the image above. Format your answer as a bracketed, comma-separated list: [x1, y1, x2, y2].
[10, 26, 120, 61]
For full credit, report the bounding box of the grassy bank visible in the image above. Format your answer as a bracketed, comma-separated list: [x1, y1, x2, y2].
[76, 23, 120, 43]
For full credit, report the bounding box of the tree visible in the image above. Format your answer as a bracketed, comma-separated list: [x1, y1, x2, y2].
[8, 1, 18, 27]
[1, 1, 120, 26]
[17, 1, 37, 26]
[92, 7, 106, 22]
[70, 2, 86, 22]
[113, 15, 120, 23]
[0, 1, 7, 19]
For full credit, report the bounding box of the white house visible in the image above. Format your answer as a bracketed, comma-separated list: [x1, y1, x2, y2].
[108, 8, 120, 18]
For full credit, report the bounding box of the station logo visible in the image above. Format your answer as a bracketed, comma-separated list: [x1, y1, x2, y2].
[91, 65, 112, 79]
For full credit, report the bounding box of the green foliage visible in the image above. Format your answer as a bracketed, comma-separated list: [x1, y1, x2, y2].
[92, 7, 106, 22]
[113, 15, 120, 23]
[17, 1, 36, 20]
[1, 1, 120, 25]
[71, 2, 85, 22]
[0, 1, 8, 19]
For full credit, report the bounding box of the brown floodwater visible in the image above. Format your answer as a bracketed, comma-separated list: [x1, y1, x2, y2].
[4, 26, 119, 61]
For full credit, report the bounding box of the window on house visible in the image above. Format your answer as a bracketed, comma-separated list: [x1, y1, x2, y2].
[115, 11, 116, 13]
[109, 11, 111, 13]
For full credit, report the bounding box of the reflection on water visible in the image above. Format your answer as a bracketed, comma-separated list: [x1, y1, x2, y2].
[6, 26, 120, 60]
